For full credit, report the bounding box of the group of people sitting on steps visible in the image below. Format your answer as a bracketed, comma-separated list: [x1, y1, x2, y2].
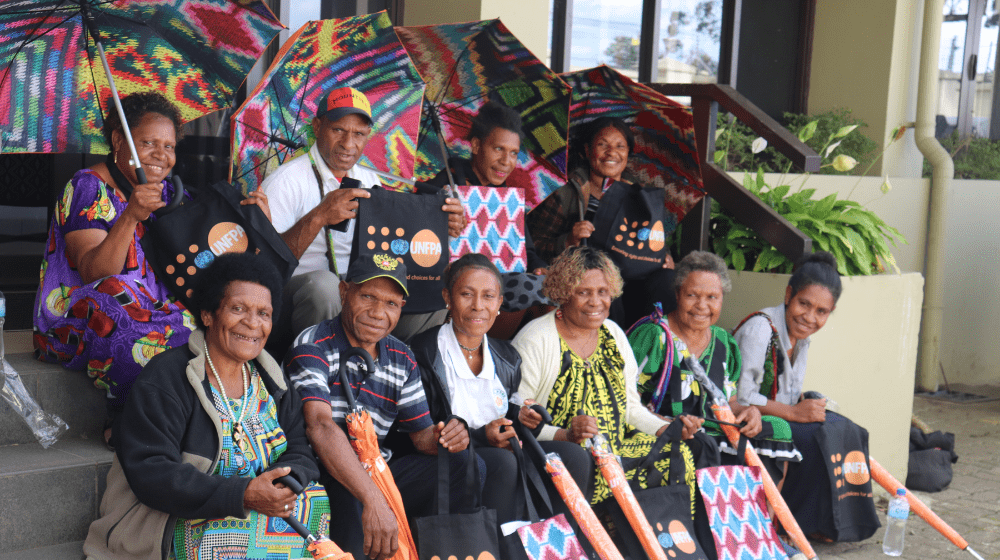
[32, 86, 876, 560]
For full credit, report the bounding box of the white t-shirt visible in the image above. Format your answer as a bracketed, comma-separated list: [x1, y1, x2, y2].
[438, 322, 509, 430]
[263, 143, 382, 278]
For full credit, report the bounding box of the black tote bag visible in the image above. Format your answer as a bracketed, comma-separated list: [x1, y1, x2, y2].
[415, 440, 501, 560]
[813, 416, 881, 542]
[351, 187, 449, 314]
[133, 177, 297, 309]
[590, 181, 669, 280]
[607, 422, 709, 560]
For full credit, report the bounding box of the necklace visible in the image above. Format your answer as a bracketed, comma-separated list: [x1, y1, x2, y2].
[458, 340, 483, 361]
[205, 343, 250, 444]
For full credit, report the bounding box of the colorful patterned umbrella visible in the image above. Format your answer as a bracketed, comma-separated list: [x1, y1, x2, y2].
[0, 0, 283, 155]
[561, 65, 705, 231]
[230, 12, 424, 194]
[395, 19, 571, 209]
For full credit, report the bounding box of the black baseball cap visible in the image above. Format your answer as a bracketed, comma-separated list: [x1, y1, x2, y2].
[345, 254, 408, 296]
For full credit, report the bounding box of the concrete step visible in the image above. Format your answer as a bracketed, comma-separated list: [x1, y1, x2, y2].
[0, 439, 112, 555]
[0, 540, 85, 560]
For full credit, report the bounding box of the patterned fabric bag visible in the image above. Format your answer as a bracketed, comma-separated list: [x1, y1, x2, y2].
[696, 466, 788, 560]
[450, 184, 528, 273]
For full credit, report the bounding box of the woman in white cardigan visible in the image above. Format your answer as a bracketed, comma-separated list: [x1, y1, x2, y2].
[513, 246, 703, 505]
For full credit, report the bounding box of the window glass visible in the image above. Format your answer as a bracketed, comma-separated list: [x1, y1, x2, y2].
[656, 0, 722, 84]
[971, 1, 998, 136]
[289, 0, 321, 34]
[938, 0, 969, 136]
[570, 0, 644, 77]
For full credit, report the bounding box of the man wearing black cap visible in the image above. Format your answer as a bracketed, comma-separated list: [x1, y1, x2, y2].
[286, 255, 473, 560]
[263, 86, 466, 347]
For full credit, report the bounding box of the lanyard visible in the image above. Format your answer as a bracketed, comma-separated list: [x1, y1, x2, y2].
[308, 151, 340, 277]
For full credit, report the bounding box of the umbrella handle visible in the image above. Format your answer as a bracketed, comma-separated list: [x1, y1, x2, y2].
[338, 347, 376, 411]
[275, 475, 315, 542]
[153, 174, 186, 218]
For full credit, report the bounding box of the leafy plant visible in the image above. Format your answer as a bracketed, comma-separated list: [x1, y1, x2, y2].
[706, 119, 907, 276]
[710, 170, 905, 276]
[714, 108, 878, 175]
[924, 132, 1000, 179]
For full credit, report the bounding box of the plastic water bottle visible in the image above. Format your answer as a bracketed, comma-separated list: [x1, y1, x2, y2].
[882, 488, 909, 556]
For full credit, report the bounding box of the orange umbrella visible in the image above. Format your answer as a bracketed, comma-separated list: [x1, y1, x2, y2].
[589, 435, 666, 560]
[338, 348, 419, 560]
[869, 458, 986, 560]
[671, 337, 818, 560]
[278, 476, 354, 560]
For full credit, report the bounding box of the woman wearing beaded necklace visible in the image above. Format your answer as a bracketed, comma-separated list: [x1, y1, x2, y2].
[84, 253, 326, 560]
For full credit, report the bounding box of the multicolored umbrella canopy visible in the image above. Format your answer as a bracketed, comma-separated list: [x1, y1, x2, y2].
[395, 19, 571, 209]
[0, 0, 283, 154]
[561, 65, 705, 231]
[230, 11, 424, 194]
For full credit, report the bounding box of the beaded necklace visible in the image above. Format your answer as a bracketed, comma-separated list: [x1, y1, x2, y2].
[205, 343, 250, 444]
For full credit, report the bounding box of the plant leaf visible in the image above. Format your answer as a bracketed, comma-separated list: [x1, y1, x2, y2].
[731, 250, 746, 272]
[714, 150, 726, 164]
[832, 124, 859, 139]
[824, 141, 842, 158]
[798, 120, 818, 142]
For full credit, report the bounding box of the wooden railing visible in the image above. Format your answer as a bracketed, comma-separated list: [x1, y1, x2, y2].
[644, 83, 820, 261]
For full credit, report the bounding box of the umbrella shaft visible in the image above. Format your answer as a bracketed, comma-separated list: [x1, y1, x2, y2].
[93, 41, 146, 185]
[359, 164, 415, 186]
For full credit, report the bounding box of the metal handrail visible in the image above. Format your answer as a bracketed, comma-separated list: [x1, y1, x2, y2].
[644, 83, 818, 261]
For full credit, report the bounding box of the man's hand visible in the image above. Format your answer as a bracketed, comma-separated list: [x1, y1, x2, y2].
[435, 419, 470, 452]
[567, 221, 594, 247]
[563, 414, 598, 444]
[241, 189, 272, 222]
[793, 397, 827, 423]
[443, 197, 467, 238]
[361, 495, 399, 560]
[243, 467, 297, 518]
[318, 187, 370, 226]
[485, 418, 517, 448]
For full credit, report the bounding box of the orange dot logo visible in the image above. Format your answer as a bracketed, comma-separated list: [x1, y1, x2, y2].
[208, 222, 248, 256]
[668, 520, 696, 553]
[410, 229, 442, 268]
[648, 220, 665, 252]
[843, 450, 870, 485]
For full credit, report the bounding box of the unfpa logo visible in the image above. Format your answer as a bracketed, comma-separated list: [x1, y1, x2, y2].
[366, 226, 441, 268]
[655, 520, 698, 555]
[615, 218, 665, 253]
[208, 222, 248, 256]
[832, 450, 870, 487]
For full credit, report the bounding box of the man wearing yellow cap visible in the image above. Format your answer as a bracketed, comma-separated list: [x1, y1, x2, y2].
[264, 87, 465, 344]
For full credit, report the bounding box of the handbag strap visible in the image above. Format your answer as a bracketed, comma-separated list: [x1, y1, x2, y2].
[436, 415, 477, 516]
[308, 153, 340, 277]
[508, 436, 541, 523]
[636, 419, 686, 488]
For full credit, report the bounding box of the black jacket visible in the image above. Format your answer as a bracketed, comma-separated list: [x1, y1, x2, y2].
[409, 325, 523, 447]
[83, 330, 318, 560]
[422, 158, 548, 271]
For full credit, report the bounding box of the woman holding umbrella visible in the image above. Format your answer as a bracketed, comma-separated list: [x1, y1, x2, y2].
[513, 246, 703, 509]
[83, 252, 327, 560]
[32, 92, 270, 445]
[527, 117, 676, 328]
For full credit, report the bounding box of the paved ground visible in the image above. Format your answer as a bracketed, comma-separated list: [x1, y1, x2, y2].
[809, 384, 1000, 559]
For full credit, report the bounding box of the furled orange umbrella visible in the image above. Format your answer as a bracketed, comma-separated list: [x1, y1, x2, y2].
[589, 435, 667, 560]
[338, 348, 419, 560]
[671, 336, 818, 560]
[278, 476, 354, 560]
[869, 458, 986, 559]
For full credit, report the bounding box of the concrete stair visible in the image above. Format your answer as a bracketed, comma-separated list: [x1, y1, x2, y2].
[0, 352, 112, 559]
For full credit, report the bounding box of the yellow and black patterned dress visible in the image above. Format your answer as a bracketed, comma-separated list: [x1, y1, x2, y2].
[547, 326, 696, 508]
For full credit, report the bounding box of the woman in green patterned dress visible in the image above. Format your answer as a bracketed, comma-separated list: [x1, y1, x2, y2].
[634, 251, 801, 482]
[513, 246, 703, 507]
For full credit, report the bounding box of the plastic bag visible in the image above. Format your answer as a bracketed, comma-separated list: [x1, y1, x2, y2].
[1, 358, 68, 448]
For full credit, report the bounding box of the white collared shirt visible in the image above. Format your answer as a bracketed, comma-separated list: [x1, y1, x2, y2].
[263, 143, 382, 278]
[439, 322, 508, 430]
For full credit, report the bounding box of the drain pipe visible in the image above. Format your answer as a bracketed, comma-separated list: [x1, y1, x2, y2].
[914, 0, 954, 391]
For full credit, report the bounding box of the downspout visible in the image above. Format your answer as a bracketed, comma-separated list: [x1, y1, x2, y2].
[914, 0, 954, 391]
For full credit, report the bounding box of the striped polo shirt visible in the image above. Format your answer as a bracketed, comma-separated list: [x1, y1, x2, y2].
[286, 317, 432, 443]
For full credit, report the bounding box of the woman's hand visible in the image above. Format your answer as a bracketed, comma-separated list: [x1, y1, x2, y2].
[792, 397, 827, 423]
[485, 418, 517, 448]
[677, 414, 703, 440]
[243, 466, 297, 518]
[242, 189, 272, 222]
[733, 405, 763, 438]
[123, 180, 167, 222]
[662, 252, 675, 269]
[567, 221, 594, 247]
[564, 414, 598, 444]
[518, 400, 543, 429]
